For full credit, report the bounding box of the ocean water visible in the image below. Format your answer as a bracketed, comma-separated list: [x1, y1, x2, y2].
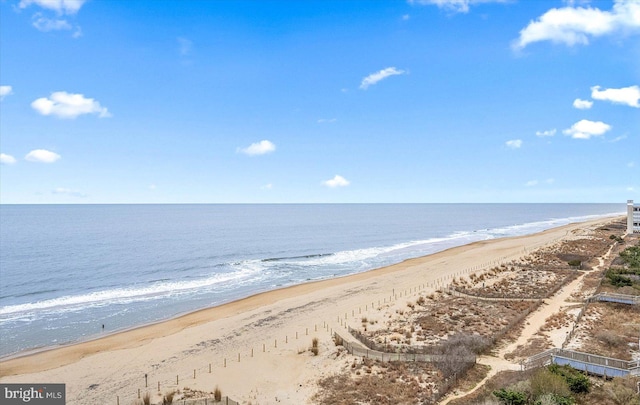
[0, 203, 624, 357]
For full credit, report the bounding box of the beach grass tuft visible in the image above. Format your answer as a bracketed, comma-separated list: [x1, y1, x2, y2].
[333, 335, 343, 346]
[162, 390, 175, 404]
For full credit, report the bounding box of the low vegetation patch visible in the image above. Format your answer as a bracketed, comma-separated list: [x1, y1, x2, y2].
[310, 337, 319, 356]
[604, 242, 640, 292]
[573, 303, 640, 360]
[490, 365, 591, 405]
[314, 360, 441, 405]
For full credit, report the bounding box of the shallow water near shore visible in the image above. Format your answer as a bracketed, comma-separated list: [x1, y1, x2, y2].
[0, 203, 623, 357]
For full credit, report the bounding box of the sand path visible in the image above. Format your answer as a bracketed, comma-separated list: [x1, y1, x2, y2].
[439, 238, 618, 404]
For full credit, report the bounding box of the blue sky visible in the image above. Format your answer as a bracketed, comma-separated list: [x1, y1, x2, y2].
[0, 0, 638, 203]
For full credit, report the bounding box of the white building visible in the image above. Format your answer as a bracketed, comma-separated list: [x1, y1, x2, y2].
[628, 200, 640, 234]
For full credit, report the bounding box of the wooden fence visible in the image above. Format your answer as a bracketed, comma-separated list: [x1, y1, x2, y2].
[333, 331, 475, 405]
[348, 326, 440, 355]
[563, 292, 640, 349]
[334, 331, 476, 364]
[450, 269, 578, 301]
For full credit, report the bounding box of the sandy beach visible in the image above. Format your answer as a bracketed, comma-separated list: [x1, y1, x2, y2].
[0, 216, 622, 405]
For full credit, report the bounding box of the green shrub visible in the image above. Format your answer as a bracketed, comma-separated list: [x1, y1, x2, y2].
[493, 388, 527, 405]
[567, 260, 581, 267]
[606, 270, 632, 287]
[531, 368, 572, 399]
[619, 244, 640, 269]
[535, 393, 574, 405]
[548, 364, 591, 394]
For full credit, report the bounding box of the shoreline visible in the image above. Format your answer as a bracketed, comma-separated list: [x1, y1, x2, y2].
[0, 234, 510, 371]
[0, 216, 624, 404]
[0, 213, 622, 363]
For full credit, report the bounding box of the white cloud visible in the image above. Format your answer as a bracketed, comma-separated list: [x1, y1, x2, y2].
[0, 85, 13, 100]
[322, 175, 350, 188]
[148, 184, 157, 190]
[572, 98, 593, 109]
[513, 0, 640, 50]
[591, 85, 640, 108]
[317, 118, 337, 124]
[535, 128, 556, 137]
[563, 119, 611, 139]
[31, 91, 111, 119]
[261, 183, 273, 190]
[19, 1, 84, 37]
[32, 15, 81, 37]
[25, 149, 61, 163]
[19, 0, 86, 14]
[408, 0, 507, 14]
[238, 140, 276, 156]
[506, 139, 522, 149]
[402, 14, 411, 20]
[52, 187, 87, 198]
[628, 161, 636, 168]
[360, 67, 405, 90]
[0, 153, 17, 165]
[32, 13, 71, 31]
